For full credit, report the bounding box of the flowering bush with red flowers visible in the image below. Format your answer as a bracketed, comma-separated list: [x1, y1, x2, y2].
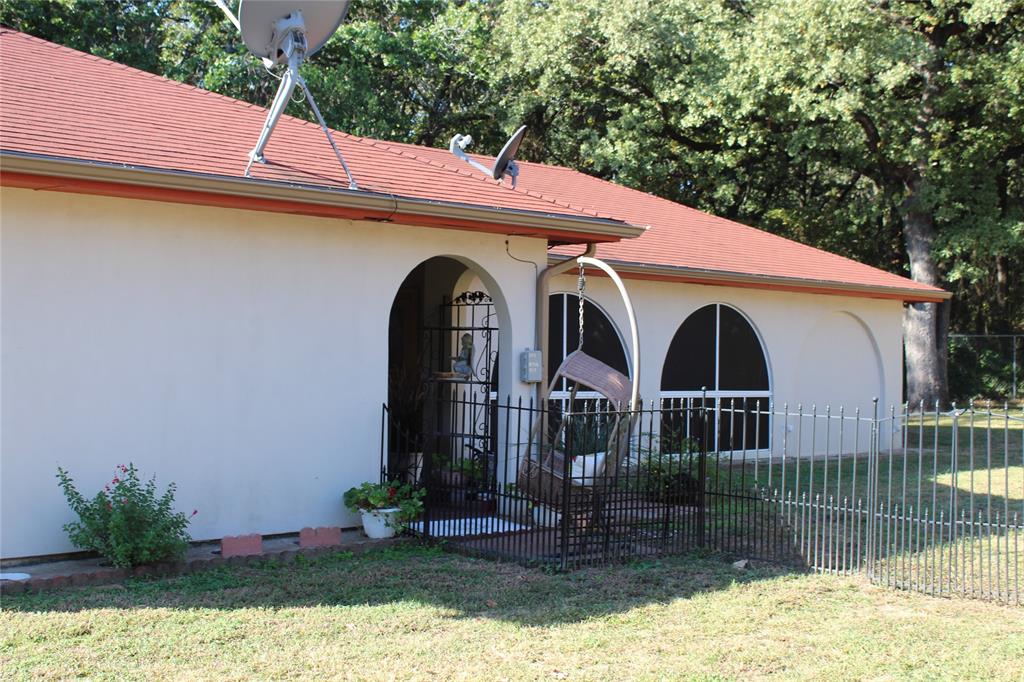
[56, 463, 195, 568]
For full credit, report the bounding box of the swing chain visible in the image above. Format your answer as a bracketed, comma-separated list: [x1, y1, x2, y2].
[577, 260, 586, 352]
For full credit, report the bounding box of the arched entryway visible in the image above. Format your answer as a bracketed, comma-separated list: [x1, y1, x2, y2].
[660, 304, 772, 452]
[385, 256, 506, 493]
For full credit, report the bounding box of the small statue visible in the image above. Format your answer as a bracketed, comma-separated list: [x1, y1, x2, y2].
[452, 333, 474, 379]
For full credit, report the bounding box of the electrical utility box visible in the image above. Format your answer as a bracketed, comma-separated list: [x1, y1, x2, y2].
[520, 350, 543, 383]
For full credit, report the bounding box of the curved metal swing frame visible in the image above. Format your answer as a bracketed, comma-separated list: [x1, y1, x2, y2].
[517, 255, 641, 508]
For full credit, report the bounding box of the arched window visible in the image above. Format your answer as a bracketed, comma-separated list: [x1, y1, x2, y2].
[548, 293, 629, 399]
[661, 304, 771, 451]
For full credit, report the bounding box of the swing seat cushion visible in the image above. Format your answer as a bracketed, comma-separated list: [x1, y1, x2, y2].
[558, 350, 632, 407]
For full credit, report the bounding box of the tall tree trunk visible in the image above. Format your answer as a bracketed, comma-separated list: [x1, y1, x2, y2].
[902, 37, 951, 408]
[902, 177, 948, 406]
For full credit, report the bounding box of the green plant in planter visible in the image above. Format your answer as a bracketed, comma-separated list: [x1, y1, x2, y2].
[343, 480, 425, 523]
[559, 415, 610, 458]
[434, 454, 484, 484]
[453, 456, 484, 481]
[56, 463, 195, 568]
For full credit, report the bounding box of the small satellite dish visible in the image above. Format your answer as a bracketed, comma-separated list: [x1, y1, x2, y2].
[213, 0, 357, 188]
[449, 125, 527, 188]
[491, 125, 526, 181]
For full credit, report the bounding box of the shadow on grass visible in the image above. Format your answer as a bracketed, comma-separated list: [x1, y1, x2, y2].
[1, 543, 806, 625]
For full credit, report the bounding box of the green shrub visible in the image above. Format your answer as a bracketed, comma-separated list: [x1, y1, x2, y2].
[56, 463, 194, 568]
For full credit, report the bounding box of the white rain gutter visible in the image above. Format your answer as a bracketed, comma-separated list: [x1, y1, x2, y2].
[0, 152, 644, 241]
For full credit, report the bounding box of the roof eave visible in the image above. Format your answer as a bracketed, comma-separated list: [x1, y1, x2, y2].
[0, 152, 645, 242]
[550, 255, 951, 303]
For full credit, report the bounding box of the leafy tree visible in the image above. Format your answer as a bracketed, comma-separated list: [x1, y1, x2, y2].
[0, 0, 170, 74]
[494, 0, 1024, 404]
[159, 0, 505, 147]
[4, 0, 1021, 403]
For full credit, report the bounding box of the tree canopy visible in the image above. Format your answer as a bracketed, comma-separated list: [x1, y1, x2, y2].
[2, 0, 1021, 402]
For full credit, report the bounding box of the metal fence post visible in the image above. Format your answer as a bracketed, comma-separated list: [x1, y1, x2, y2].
[559, 406, 574, 571]
[697, 387, 709, 548]
[865, 398, 880, 580]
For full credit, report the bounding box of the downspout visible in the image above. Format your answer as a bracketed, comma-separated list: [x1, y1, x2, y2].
[536, 244, 596, 405]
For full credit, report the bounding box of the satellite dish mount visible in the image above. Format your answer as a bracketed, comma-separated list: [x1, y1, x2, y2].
[216, 1, 357, 188]
[449, 125, 526, 189]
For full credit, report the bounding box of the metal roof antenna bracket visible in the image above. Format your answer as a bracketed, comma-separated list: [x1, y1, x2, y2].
[449, 125, 526, 189]
[216, 1, 357, 189]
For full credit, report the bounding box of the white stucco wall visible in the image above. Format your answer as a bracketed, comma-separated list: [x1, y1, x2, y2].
[1, 187, 546, 558]
[1, 185, 909, 559]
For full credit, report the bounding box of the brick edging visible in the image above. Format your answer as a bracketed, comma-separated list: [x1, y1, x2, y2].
[0, 537, 412, 596]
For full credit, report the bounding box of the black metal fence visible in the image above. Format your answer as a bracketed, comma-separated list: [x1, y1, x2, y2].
[381, 395, 1022, 604]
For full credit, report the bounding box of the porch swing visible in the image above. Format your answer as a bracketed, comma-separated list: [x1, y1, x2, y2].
[517, 256, 641, 512]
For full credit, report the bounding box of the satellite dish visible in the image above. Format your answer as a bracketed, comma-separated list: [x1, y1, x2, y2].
[449, 125, 527, 188]
[491, 125, 526, 181]
[239, 1, 348, 63]
[213, 0, 357, 188]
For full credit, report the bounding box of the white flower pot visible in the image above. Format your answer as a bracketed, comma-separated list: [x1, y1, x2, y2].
[359, 507, 401, 539]
[532, 504, 562, 528]
[570, 451, 606, 486]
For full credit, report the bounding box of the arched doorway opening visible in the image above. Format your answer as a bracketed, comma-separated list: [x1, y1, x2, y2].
[385, 256, 503, 492]
[660, 304, 772, 452]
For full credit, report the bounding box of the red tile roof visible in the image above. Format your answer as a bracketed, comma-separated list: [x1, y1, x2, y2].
[0, 29, 623, 227]
[382, 142, 947, 301]
[0, 29, 946, 302]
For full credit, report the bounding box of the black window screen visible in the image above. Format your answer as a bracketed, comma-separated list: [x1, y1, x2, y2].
[661, 305, 771, 451]
[548, 294, 629, 388]
[717, 396, 771, 451]
[661, 304, 768, 393]
[547, 294, 564, 384]
[661, 304, 716, 391]
[718, 307, 770, 390]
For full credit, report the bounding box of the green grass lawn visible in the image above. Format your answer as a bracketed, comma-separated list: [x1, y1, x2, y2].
[3, 545, 1022, 681]
[701, 420, 1024, 598]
